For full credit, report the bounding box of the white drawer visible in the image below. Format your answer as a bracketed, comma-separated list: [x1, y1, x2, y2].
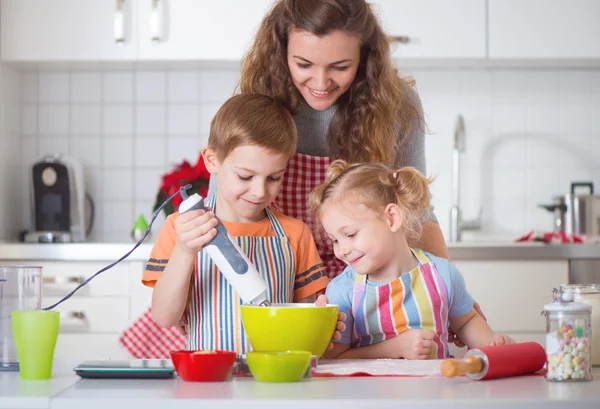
[5, 260, 130, 296]
[54, 334, 132, 362]
[453, 260, 568, 333]
[46, 296, 130, 333]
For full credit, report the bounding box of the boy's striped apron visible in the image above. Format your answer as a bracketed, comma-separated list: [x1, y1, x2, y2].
[351, 249, 450, 359]
[186, 196, 295, 354]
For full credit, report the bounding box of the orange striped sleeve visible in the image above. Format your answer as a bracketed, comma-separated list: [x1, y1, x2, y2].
[289, 221, 328, 301]
[142, 213, 178, 288]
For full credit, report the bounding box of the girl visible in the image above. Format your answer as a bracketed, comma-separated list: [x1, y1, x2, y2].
[310, 160, 514, 359]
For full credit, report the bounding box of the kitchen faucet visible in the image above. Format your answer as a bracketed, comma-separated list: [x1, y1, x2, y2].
[449, 115, 482, 242]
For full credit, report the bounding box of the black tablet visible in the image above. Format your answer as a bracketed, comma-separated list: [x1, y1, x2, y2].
[73, 359, 175, 379]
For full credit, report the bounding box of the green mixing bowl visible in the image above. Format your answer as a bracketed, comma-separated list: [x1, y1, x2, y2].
[241, 303, 338, 358]
[246, 350, 312, 383]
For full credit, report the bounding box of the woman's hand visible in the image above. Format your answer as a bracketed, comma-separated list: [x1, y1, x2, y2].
[448, 301, 486, 347]
[395, 329, 437, 360]
[174, 209, 218, 255]
[315, 295, 346, 350]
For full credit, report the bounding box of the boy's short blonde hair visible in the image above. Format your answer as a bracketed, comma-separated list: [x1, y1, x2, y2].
[208, 93, 297, 161]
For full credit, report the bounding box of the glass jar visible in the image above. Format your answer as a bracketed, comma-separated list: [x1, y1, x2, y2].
[561, 284, 600, 366]
[544, 288, 592, 381]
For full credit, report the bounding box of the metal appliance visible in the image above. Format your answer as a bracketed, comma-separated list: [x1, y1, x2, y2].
[538, 182, 600, 237]
[25, 154, 94, 243]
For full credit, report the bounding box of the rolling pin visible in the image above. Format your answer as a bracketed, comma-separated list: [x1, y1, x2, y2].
[441, 342, 547, 380]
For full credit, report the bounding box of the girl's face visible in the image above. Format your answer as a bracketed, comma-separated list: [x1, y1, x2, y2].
[203, 145, 288, 223]
[320, 200, 397, 276]
[287, 28, 360, 111]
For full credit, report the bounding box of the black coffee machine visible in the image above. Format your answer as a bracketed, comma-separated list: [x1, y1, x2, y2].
[24, 154, 94, 243]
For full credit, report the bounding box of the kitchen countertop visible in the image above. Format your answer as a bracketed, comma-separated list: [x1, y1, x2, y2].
[0, 241, 598, 261]
[1, 363, 599, 409]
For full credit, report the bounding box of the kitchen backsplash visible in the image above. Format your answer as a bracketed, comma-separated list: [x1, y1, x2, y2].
[1, 66, 599, 242]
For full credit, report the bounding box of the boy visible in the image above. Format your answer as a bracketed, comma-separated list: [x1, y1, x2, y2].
[142, 93, 328, 354]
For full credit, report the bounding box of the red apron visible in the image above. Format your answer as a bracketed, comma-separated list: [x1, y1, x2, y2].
[273, 152, 346, 280]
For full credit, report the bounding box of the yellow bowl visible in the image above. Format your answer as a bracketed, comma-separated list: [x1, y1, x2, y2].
[241, 303, 338, 358]
[246, 350, 312, 383]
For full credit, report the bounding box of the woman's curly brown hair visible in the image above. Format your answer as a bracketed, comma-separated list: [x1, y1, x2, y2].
[238, 0, 422, 165]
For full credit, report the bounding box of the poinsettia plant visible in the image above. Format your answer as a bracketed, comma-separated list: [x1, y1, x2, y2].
[153, 152, 211, 217]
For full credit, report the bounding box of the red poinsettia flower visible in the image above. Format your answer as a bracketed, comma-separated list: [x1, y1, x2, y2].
[153, 153, 211, 216]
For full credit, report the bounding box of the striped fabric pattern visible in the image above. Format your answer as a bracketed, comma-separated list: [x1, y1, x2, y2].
[186, 197, 295, 354]
[351, 249, 450, 359]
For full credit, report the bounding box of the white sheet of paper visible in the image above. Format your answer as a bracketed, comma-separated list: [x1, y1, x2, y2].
[314, 359, 444, 377]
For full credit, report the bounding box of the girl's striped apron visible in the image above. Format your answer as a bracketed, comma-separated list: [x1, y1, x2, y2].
[351, 249, 450, 359]
[186, 196, 295, 354]
[273, 152, 346, 280]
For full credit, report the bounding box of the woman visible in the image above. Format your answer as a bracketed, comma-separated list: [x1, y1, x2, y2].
[238, 0, 484, 346]
[239, 0, 447, 276]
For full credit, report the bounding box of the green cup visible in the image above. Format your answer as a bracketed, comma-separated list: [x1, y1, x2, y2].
[11, 310, 60, 380]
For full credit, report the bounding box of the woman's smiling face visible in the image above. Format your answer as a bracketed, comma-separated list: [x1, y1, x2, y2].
[287, 28, 361, 111]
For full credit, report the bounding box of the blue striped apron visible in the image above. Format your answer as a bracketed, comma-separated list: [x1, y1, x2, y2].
[185, 196, 295, 354]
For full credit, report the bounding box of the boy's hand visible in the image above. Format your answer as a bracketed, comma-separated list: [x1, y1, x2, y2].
[396, 328, 437, 360]
[174, 209, 218, 254]
[487, 334, 515, 346]
[315, 295, 347, 351]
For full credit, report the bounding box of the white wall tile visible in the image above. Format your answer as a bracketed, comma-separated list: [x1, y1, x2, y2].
[198, 70, 238, 104]
[104, 72, 133, 103]
[135, 71, 166, 103]
[134, 168, 165, 201]
[526, 71, 559, 106]
[38, 137, 69, 157]
[559, 71, 593, 105]
[134, 136, 166, 168]
[103, 169, 134, 200]
[168, 105, 198, 135]
[168, 71, 198, 103]
[21, 137, 38, 166]
[71, 72, 102, 103]
[22, 72, 38, 103]
[167, 136, 199, 165]
[70, 137, 102, 168]
[21, 105, 37, 136]
[71, 105, 101, 136]
[38, 105, 69, 136]
[38, 72, 69, 103]
[101, 201, 133, 235]
[104, 105, 133, 135]
[198, 103, 222, 136]
[103, 137, 133, 168]
[135, 105, 166, 135]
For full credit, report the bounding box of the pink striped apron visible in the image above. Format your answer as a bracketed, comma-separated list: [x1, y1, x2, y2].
[273, 152, 346, 280]
[351, 249, 450, 359]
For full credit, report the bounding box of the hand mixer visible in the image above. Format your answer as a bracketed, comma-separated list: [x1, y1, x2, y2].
[43, 184, 270, 311]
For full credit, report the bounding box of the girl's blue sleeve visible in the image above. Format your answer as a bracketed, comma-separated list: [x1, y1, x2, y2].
[325, 274, 354, 344]
[448, 263, 475, 318]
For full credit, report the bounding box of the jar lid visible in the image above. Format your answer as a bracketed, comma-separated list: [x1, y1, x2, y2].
[544, 289, 592, 312]
[561, 284, 600, 294]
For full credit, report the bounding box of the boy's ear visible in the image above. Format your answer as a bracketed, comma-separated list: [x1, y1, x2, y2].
[384, 203, 403, 233]
[202, 146, 219, 173]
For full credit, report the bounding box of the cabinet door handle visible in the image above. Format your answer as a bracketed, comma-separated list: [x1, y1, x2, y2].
[114, 0, 126, 44]
[60, 311, 87, 332]
[388, 35, 411, 44]
[150, 0, 164, 42]
[43, 276, 86, 285]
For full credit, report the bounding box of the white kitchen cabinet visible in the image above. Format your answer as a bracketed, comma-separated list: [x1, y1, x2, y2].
[454, 260, 568, 333]
[371, 0, 486, 59]
[137, 0, 274, 61]
[488, 0, 600, 59]
[0, 0, 138, 61]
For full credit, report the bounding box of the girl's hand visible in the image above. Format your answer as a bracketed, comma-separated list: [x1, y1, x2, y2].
[396, 328, 437, 360]
[487, 334, 515, 346]
[315, 295, 347, 351]
[174, 209, 219, 254]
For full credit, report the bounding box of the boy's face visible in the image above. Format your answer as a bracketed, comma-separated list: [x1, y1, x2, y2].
[320, 200, 397, 276]
[203, 145, 289, 223]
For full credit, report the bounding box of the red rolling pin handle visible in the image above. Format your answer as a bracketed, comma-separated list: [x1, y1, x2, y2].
[441, 342, 547, 380]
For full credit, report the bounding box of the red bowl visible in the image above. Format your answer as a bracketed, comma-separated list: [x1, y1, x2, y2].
[170, 350, 237, 382]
